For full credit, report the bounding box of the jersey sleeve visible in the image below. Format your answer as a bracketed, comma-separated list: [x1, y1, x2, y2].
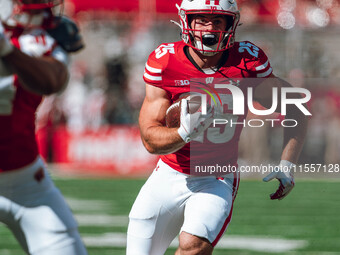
[143, 44, 170, 87]
[237, 41, 273, 78]
[249, 43, 273, 78]
[252, 48, 273, 78]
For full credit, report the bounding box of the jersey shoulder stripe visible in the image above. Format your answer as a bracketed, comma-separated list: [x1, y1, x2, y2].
[257, 67, 273, 78]
[146, 62, 162, 73]
[143, 42, 181, 86]
[255, 60, 269, 71]
[144, 72, 162, 82]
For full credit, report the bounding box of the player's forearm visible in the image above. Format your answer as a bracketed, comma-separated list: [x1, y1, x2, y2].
[281, 107, 308, 164]
[141, 126, 186, 155]
[2, 47, 68, 95]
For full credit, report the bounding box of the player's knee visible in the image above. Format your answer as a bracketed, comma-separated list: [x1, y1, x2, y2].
[177, 242, 212, 255]
[178, 232, 213, 255]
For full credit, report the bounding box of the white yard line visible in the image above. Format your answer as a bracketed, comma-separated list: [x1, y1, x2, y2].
[68, 198, 310, 253]
[216, 236, 307, 253]
[75, 214, 128, 227]
[0, 250, 11, 255]
[82, 233, 308, 253]
[65, 197, 113, 212]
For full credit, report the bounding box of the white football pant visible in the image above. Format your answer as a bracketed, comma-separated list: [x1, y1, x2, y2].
[127, 159, 240, 255]
[0, 157, 87, 255]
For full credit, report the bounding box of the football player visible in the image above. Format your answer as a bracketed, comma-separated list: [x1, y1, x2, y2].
[127, 0, 308, 254]
[0, 0, 87, 254]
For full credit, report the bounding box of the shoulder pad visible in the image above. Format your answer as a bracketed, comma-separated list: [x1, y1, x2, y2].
[47, 16, 85, 53]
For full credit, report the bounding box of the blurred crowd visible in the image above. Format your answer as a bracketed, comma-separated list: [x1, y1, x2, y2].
[37, 0, 340, 165]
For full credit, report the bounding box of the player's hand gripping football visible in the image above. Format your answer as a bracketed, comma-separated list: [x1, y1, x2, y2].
[177, 98, 213, 143]
[263, 160, 295, 200]
[0, 22, 13, 57]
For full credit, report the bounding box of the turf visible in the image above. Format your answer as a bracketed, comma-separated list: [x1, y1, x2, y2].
[1, 178, 340, 255]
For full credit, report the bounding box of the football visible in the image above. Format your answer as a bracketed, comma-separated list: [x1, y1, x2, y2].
[165, 94, 202, 128]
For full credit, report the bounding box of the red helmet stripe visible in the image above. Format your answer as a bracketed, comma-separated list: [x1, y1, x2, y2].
[205, 0, 220, 5]
[21, 3, 55, 10]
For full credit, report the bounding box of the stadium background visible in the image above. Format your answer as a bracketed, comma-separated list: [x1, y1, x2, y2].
[2, 0, 340, 254]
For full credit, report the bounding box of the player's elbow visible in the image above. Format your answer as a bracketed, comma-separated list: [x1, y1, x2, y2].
[46, 63, 69, 95]
[143, 141, 180, 155]
[37, 80, 65, 95]
[45, 73, 68, 95]
[142, 139, 159, 155]
[31, 62, 69, 95]
[146, 147, 158, 155]
[140, 126, 159, 154]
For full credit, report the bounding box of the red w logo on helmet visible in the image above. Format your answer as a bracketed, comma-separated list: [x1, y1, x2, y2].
[205, 0, 220, 5]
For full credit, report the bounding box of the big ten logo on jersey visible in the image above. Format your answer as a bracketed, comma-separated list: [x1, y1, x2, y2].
[175, 80, 190, 86]
[155, 44, 175, 59]
[238, 42, 259, 58]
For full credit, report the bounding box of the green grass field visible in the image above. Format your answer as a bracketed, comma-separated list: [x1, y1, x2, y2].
[1, 177, 340, 255]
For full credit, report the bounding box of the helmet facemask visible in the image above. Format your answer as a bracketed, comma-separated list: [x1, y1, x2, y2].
[174, 0, 240, 56]
[3, 0, 63, 29]
[186, 12, 238, 56]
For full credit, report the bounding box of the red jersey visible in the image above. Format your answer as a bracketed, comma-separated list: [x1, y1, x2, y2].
[143, 41, 273, 175]
[0, 28, 66, 171]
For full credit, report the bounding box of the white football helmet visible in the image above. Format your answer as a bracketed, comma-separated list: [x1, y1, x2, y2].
[174, 0, 240, 56]
[0, 0, 63, 29]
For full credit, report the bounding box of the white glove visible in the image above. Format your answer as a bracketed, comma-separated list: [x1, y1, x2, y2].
[263, 160, 295, 200]
[177, 98, 213, 143]
[0, 22, 14, 57]
[18, 31, 55, 57]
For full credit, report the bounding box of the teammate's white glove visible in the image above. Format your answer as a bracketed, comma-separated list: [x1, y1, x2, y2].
[19, 32, 56, 57]
[263, 160, 295, 200]
[177, 98, 213, 143]
[0, 22, 14, 57]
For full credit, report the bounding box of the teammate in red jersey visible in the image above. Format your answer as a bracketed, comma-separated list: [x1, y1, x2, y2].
[0, 0, 87, 254]
[127, 0, 308, 254]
